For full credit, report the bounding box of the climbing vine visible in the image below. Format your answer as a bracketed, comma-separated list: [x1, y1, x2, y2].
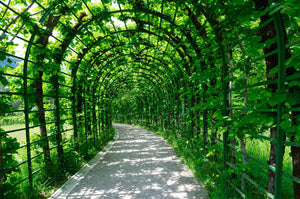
[0, 0, 299, 198]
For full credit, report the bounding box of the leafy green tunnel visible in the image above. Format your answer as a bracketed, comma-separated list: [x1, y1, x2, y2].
[0, 0, 300, 198]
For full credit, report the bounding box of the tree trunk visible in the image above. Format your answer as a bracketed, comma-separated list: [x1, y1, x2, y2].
[190, 91, 195, 139]
[267, 127, 277, 193]
[92, 103, 97, 140]
[291, 96, 300, 198]
[253, 0, 283, 194]
[0, 136, 3, 193]
[240, 136, 248, 191]
[32, 14, 60, 177]
[210, 111, 217, 145]
[35, 71, 54, 176]
[226, 47, 236, 178]
[241, 70, 250, 169]
[195, 94, 201, 138]
[210, 66, 218, 146]
[234, 31, 251, 190]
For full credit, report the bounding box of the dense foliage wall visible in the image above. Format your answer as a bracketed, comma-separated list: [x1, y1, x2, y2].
[0, 0, 299, 198]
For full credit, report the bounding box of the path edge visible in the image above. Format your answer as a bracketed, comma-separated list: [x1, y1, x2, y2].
[49, 128, 120, 199]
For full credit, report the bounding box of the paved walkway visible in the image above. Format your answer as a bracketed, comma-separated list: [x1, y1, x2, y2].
[50, 124, 207, 199]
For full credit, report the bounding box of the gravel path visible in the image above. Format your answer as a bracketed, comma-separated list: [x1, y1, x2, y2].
[50, 124, 207, 199]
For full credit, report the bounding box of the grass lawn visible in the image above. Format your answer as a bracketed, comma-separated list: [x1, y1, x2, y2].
[2, 124, 40, 144]
[2, 124, 73, 144]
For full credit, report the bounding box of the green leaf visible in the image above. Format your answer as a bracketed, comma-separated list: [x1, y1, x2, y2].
[0, 101, 11, 114]
[213, 111, 220, 119]
[288, 80, 300, 87]
[295, 133, 300, 142]
[281, 113, 289, 120]
[0, 52, 6, 61]
[6, 41, 14, 46]
[0, 76, 9, 86]
[180, 4, 186, 9]
[280, 120, 291, 129]
[287, 91, 300, 106]
[249, 76, 259, 85]
[268, 91, 287, 107]
[268, 65, 279, 77]
[286, 126, 297, 135]
[0, 33, 8, 41]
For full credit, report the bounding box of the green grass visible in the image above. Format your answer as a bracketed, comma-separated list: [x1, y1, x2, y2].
[246, 137, 293, 198]
[2, 123, 73, 144]
[2, 124, 40, 143]
[246, 137, 293, 175]
[0, 115, 25, 126]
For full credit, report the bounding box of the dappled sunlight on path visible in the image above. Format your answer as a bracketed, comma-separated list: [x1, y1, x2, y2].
[50, 124, 207, 199]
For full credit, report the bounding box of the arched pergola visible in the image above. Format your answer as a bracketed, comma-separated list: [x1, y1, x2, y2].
[0, 0, 299, 198]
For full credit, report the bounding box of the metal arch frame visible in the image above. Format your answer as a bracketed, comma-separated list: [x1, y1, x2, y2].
[69, 28, 190, 112]
[83, 42, 186, 81]
[70, 8, 203, 59]
[92, 67, 174, 125]
[18, 0, 225, 188]
[109, 82, 160, 125]
[98, 75, 167, 113]
[96, 74, 168, 128]
[73, 42, 186, 101]
[103, 77, 164, 104]
[97, 70, 178, 125]
[19, 1, 224, 94]
[86, 49, 183, 88]
[94, 63, 174, 101]
[77, 54, 180, 114]
[45, 7, 214, 88]
[71, 41, 184, 93]
[72, 56, 176, 147]
[37, 5, 220, 145]
[22, 1, 63, 188]
[8, 0, 224, 191]
[89, 54, 180, 93]
[76, 51, 183, 108]
[96, 67, 172, 101]
[71, 28, 191, 81]
[0, 0, 294, 198]
[98, 65, 173, 98]
[80, 63, 175, 136]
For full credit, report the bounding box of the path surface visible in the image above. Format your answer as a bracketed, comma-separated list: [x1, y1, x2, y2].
[50, 124, 207, 199]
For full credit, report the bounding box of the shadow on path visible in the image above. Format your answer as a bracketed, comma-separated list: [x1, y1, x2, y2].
[50, 124, 207, 199]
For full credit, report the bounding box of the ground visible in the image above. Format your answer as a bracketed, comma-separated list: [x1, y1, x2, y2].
[50, 124, 207, 199]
